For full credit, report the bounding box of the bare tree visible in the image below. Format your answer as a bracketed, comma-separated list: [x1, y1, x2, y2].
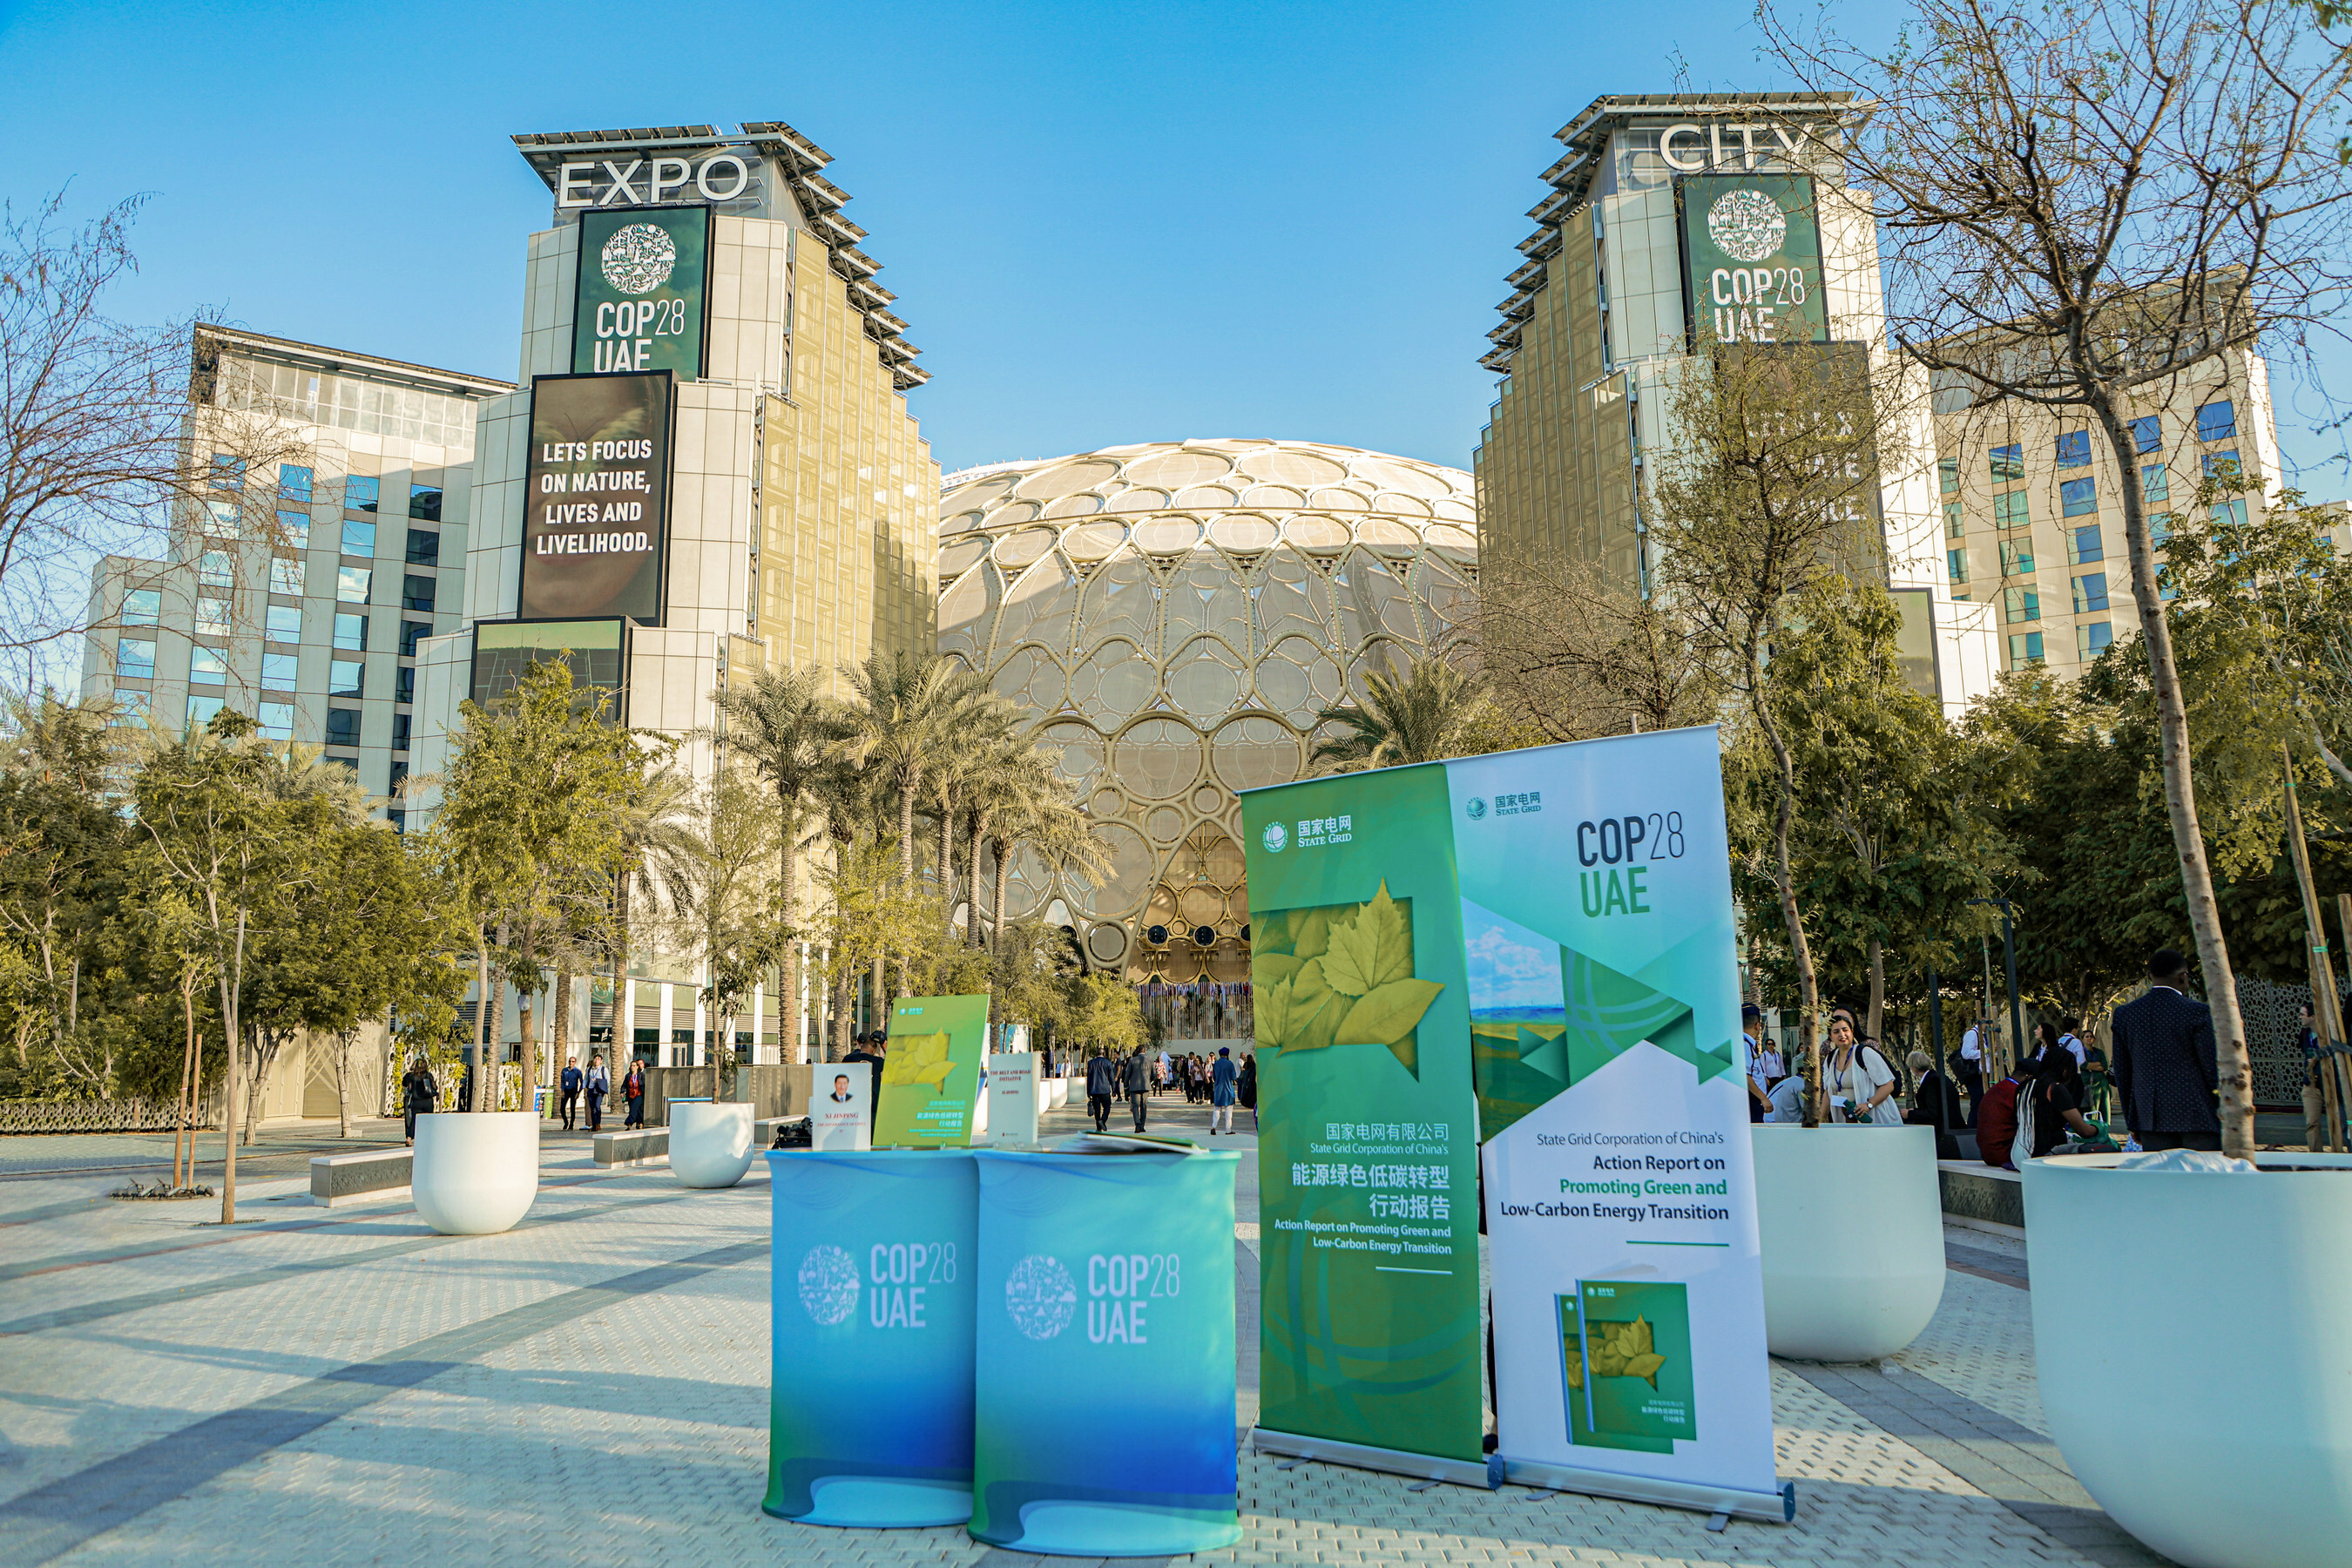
[1453, 552, 1720, 741]
[1763, 0, 2352, 1156]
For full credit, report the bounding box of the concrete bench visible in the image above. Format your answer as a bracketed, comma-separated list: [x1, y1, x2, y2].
[310, 1147, 412, 1207]
[593, 1128, 668, 1167]
[1938, 1159, 2024, 1231]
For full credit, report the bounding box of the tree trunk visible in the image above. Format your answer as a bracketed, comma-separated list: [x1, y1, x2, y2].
[991, 834, 1012, 956]
[2092, 393, 2254, 1156]
[936, 784, 956, 929]
[517, 971, 537, 1122]
[552, 968, 573, 1073]
[1748, 649, 1822, 1125]
[220, 907, 246, 1225]
[1866, 938, 1886, 1045]
[474, 929, 493, 1114]
[967, 810, 989, 950]
[780, 793, 802, 1063]
[175, 967, 199, 1190]
[900, 775, 920, 888]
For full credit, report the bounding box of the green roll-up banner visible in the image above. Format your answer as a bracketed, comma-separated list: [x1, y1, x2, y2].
[1240, 764, 1487, 1470]
[877, 994, 990, 1147]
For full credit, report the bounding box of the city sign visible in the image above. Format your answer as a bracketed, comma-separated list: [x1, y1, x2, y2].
[517, 372, 672, 625]
[555, 153, 754, 209]
[1676, 173, 1830, 349]
[572, 206, 710, 379]
[1653, 121, 1829, 172]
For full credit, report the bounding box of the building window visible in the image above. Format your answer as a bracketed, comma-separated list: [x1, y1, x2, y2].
[2004, 586, 2040, 624]
[334, 612, 367, 651]
[270, 557, 306, 596]
[186, 694, 226, 730]
[274, 509, 310, 550]
[1938, 458, 1959, 495]
[267, 605, 303, 643]
[392, 714, 412, 752]
[198, 551, 234, 590]
[209, 455, 246, 490]
[278, 464, 314, 503]
[2196, 399, 2237, 442]
[261, 651, 298, 690]
[400, 619, 431, 657]
[342, 518, 377, 558]
[325, 707, 361, 747]
[116, 638, 156, 679]
[2056, 431, 2092, 469]
[259, 702, 295, 741]
[388, 808, 407, 834]
[2141, 463, 2169, 503]
[1990, 443, 2024, 481]
[2073, 572, 2110, 613]
[409, 484, 443, 522]
[1995, 491, 2029, 528]
[1947, 549, 1969, 585]
[112, 692, 151, 729]
[2203, 450, 2241, 478]
[2070, 524, 2105, 565]
[402, 574, 436, 612]
[329, 658, 364, 699]
[196, 597, 233, 636]
[189, 645, 229, 685]
[1943, 501, 1963, 539]
[2211, 498, 2249, 529]
[345, 475, 380, 513]
[123, 589, 162, 625]
[2061, 477, 2099, 517]
[2000, 539, 2036, 576]
[388, 758, 409, 797]
[2077, 620, 2114, 659]
[337, 566, 371, 604]
[2008, 631, 2045, 666]
[202, 499, 240, 537]
[405, 528, 440, 567]
[2128, 416, 2161, 453]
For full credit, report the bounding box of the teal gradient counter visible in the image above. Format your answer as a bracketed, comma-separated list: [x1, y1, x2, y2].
[764, 1149, 977, 1528]
[971, 1148, 1241, 1557]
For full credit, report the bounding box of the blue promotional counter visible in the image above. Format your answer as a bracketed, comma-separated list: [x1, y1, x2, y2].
[970, 1147, 1240, 1557]
[762, 1148, 978, 1528]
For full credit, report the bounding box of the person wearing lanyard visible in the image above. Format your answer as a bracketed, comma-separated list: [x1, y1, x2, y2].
[1824, 1017, 1902, 1125]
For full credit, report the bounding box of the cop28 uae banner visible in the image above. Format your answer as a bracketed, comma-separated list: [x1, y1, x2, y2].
[1242, 727, 1781, 1512]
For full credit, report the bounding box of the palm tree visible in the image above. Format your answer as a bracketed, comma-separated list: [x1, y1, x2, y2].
[839, 649, 997, 890]
[604, 756, 696, 1069]
[994, 787, 1112, 963]
[963, 737, 1062, 951]
[708, 666, 844, 1063]
[923, 690, 1024, 935]
[1309, 654, 1497, 773]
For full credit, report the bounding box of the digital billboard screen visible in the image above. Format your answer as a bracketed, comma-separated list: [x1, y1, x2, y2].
[470, 618, 628, 721]
[1678, 173, 1831, 350]
[517, 371, 672, 625]
[572, 206, 711, 378]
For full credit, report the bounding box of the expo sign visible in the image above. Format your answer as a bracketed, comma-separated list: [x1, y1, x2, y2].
[556, 153, 754, 209]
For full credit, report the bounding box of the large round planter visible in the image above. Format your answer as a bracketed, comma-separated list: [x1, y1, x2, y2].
[1751, 1123, 1944, 1361]
[671, 1100, 755, 1188]
[413, 1111, 540, 1235]
[1047, 1076, 1068, 1110]
[2024, 1152, 2352, 1568]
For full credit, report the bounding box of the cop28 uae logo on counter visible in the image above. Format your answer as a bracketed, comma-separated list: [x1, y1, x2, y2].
[1004, 1254, 1077, 1342]
[1707, 188, 1788, 262]
[601, 222, 679, 295]
[796, 1245, 861, 1327]
[1261, 821, 1288, 854]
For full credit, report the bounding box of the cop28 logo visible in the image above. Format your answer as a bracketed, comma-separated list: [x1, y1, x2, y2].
[1707, 188, 1788, 262]
[1004, 1254, 1077, 1341]
[796, 1245, 861, 1326]
[1261, 821, 1288, 854]
[601, 222, 679, 295]
[1464, 797, 1488, 821]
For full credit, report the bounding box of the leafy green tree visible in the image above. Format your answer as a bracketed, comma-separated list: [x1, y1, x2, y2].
[669, 763, 780, 1098]
[841, 648, 998, 891]
[0, 697, 128, 1093]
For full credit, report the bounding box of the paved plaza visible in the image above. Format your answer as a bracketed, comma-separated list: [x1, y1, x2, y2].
[0, 1097, 2167, 1568]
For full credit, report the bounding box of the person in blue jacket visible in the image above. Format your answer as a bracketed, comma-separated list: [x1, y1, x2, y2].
[1209, 1046, 1239, 1135]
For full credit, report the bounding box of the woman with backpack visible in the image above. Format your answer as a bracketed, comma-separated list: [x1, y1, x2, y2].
[1823, 1017, 1904, 1125]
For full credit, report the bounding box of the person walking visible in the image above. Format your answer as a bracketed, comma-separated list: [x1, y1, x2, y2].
[1209, 1045, 1238, 1135]
[1740, 1003, 1771, 1124]
[402, 1056, 438, 1145]
[622, 1058, 647, 1130]
[1085, 1046, 1116, 1132]
[558, 1055, 582, 1130]
[2112, 948, 2222, 1152]
[1124, 1048, 1152, 1132]
[1238, 1051, 1258, 1130]
[1905, 1048, 1966, 1159]
[1822, 1017, 1903, 1125]
[1956, 1018, 1986, 1125]
[585, 1053, 608, 1132]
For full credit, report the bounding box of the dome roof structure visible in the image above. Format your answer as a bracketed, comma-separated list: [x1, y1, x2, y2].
[936, 438, 1477, 983]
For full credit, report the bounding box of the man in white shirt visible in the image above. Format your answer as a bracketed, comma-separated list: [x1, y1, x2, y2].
[2057, 1015, 2088, 1067]
[1957, 1021, 1986, 1125]
[1740, 1004, 1771, 1123]
[1767, 1072, 1808, 1123]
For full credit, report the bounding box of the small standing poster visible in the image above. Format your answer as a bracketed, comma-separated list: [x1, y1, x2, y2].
[876, 995, 990, 1147]
[810, 1067, 871, 1152]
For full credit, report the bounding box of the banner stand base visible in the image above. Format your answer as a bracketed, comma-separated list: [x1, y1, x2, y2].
[1500, 1458, 1795, 1524]
[1252, 1429, 1500, 1490]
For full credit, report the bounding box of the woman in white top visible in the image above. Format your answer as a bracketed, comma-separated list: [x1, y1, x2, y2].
[1822, 1017, 1904, 1125]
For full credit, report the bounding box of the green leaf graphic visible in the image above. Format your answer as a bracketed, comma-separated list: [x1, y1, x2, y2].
[1335, 977, 1444, 1047]
[1322, 881, 1414, 997]
[1291, 906, 1333, 962]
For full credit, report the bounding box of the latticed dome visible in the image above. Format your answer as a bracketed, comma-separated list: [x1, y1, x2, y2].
[936, 438, 1477, 982]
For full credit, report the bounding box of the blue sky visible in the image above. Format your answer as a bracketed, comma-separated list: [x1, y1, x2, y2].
[5, 0, 2346, 485]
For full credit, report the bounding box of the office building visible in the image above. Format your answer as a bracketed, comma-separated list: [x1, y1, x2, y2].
[79, 327, 506, 828]
[1473, 92, 1998, 713]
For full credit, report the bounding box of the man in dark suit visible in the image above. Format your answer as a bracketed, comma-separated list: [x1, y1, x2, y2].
[2111, 948, 2221, 1152]
[842, 1033, 884, 1114]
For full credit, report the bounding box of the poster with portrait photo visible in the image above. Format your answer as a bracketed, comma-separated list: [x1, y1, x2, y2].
[811, 1067, 871, 1152]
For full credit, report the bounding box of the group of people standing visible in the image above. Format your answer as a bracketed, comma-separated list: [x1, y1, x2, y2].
[1085, 1044, 1254, 1135]
[396, 1052, 650, 1143]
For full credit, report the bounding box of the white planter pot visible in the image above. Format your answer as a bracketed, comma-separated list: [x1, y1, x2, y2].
[671, 1100, 755, 1188]
[2024, 1152, 2352, 1568]
[1047, 1078, 1068, 1110]
[1751, 1123, 1944, 1361]
[412, 1111, 539, 1235]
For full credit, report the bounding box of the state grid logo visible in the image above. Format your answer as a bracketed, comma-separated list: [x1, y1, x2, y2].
[1261, 821, 1288, 854]
[1465, 796, 1487, 821]
[796, 1245, 861, 1326]
[1004, 1254, 1077, 1341]
[602, 222, 679, 295]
